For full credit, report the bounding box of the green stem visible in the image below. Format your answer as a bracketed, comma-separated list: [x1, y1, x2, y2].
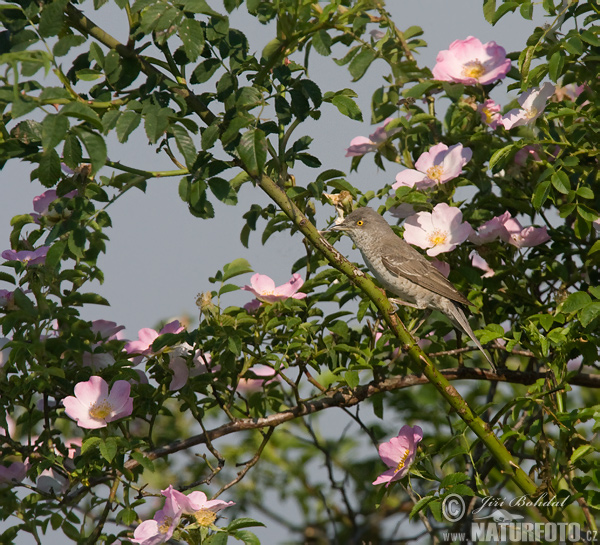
[257, 173, 543, 504]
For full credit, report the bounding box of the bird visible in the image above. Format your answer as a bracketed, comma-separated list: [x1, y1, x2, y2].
[330, 206, 494, 367]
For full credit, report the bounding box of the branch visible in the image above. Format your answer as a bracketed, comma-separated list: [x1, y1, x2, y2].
[122, 368, 600, 472]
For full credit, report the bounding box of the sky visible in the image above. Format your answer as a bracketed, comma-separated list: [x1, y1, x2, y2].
[4, 1, 553, 543]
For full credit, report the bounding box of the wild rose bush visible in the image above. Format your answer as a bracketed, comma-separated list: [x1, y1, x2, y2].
[1, 1, 599, 544]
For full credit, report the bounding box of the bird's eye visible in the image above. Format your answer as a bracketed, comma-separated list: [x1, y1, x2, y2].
[356, 220, 363, 226]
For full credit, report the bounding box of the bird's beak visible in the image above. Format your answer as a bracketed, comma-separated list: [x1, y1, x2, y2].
[328, 222, 349, 232]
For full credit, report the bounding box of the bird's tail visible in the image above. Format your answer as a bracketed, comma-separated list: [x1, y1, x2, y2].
[447, 303, 495, 369]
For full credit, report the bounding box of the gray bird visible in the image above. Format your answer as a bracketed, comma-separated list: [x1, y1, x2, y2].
[330, 206, 493, 367]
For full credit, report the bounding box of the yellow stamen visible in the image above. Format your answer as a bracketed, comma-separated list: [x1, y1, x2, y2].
[428, 229, 448, 246]
[89, 400, 112, 420]
[195, 509, 217, 527]
[158, 516, 173, 534]
[525, 107, 538, 119]
[482, 107, 493, 124]
[426, 165, 444, 182]
[395, 449, 410, 473]
[462, 60, 485, 79]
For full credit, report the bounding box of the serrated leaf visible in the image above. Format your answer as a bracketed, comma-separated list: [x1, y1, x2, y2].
[330, 95, 363, 121]
[42, 114, 69, 151]
[312, 30, 332, 56]
[237, 128, 266, 177]
[60, 102, 103, 131]
[116, 111, 141, 143]
[81, 436, 102, 454]
[62, 133, 83, 169]
[560, 291, 592, 314]
[483, 0, 496, 23]
[99, 437, 118, 462]
[223, 258, 253, 281]
[172, 124, 197, 168]
[488, 144, 515, 171]
[72, 127, 107, 174]
[551, 171, 570, 194]
[348, 48, 376, 81]
[180, 18, 205, 61]
[579, 302, 600, 327]
[38, 149, 61, 187]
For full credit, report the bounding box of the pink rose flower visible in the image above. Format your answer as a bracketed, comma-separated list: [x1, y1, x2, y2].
[0, 461, 28, 487]
[500, 217, 550, 248]
[132, 488, 182, 545]
[124, 320, 184, 356]
[163, 484, 234, 526]
[393, 143, 472, 190]
[403, 203, 474, 256]
[500, 83, 555, 129]
[432, 36, 511, 85]
[469, 212, 512, 245]
[241, 273, 306, 304]
[470, 251, 495, 278]
[63, 376, 133, 429]
[237, 365, 280, 393]
[373, 425, 423, 487]
[477, 99, 502, 129]
[2, 247, 49, 266]
[345, 117, 400, 157]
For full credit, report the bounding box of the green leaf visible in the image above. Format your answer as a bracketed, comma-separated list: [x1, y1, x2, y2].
[116, 111, 141, 143]
[548, 51, 564, 82]
[478, 324, 505, 344]
[222, 258, 253, 281]
[570, 444, 593, 463]
[576, 186, 594, 200]
[180, 18, 205, 61]
[561, 292, 592, 314]
[409, 494, 437, 519]
[42, 114, 69, 151]
[488, 144, 515, 171]
[39, 0, 68, 37]
[37, 149, 61, 187]
[62, 133, 83, 169]
[348, 48, 376, 81]
[551, 171, 570, 194]
[191, 58, 220, 84]
[312, 30, 332, 56]
[130, 451, 155, 472]
[580, 303, 600, 327]
[237, 129, 266, 177]
[81, 436, 102, 454]
[483, 0, 496, 23]
[60, 102, 103, 130]
[404, 81, 439, 99]
[45, 240, 67, 270]
[225, 518, 266, 531]
[330, 95, 363, 121]
[172, 124, 197, 168]
[72, 127, 107, 174]
[345, 370, 359, 388]
[532, 180, 551, 210]
[99, 437, 118, 462]
[143, 105, 172, 143]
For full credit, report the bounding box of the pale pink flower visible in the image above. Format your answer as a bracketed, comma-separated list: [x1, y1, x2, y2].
[0, 289, 14, 308]
[500, 217, 550, 248]
[167, 346, 212, 391]
[469, 212, 511, 245]
[432, 36, 511, 85]
[31, 189, 77, 222]
[477, 99, 501, 129]
[132, 488, 183, 545]
[593, 219, 600, 232]
[403, 203, 474, 256]
[237, 365, 280, 393]
[90, 320, 125, 340]
[63, 376, 133, 429]
[163, 485, 234, 526]
[0, 461, 28, 486]
[554, 83, 584, 102]
[2, 247, 49, 266]
[431, 259, 450, 277]
[0, 414, 16, 440]
[345, 118, 400, 157]
[470, 251, 495, 277]
[393, 143, 472, 190]
[82, 349, 116, 370]
[243, 299, 262, 312]
[124, 320, 184, 356]
[241, 273, 306, 303]
[514, 145, 541, 166]
[373, 425, 423, 487]
[37, 468, 68, 495]
[500, 83, 555, 129]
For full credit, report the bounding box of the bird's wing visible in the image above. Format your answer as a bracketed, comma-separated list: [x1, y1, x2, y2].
[381, 251, 471, 306]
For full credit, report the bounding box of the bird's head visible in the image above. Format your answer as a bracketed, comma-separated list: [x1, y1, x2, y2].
[329, 207, 391, 245]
